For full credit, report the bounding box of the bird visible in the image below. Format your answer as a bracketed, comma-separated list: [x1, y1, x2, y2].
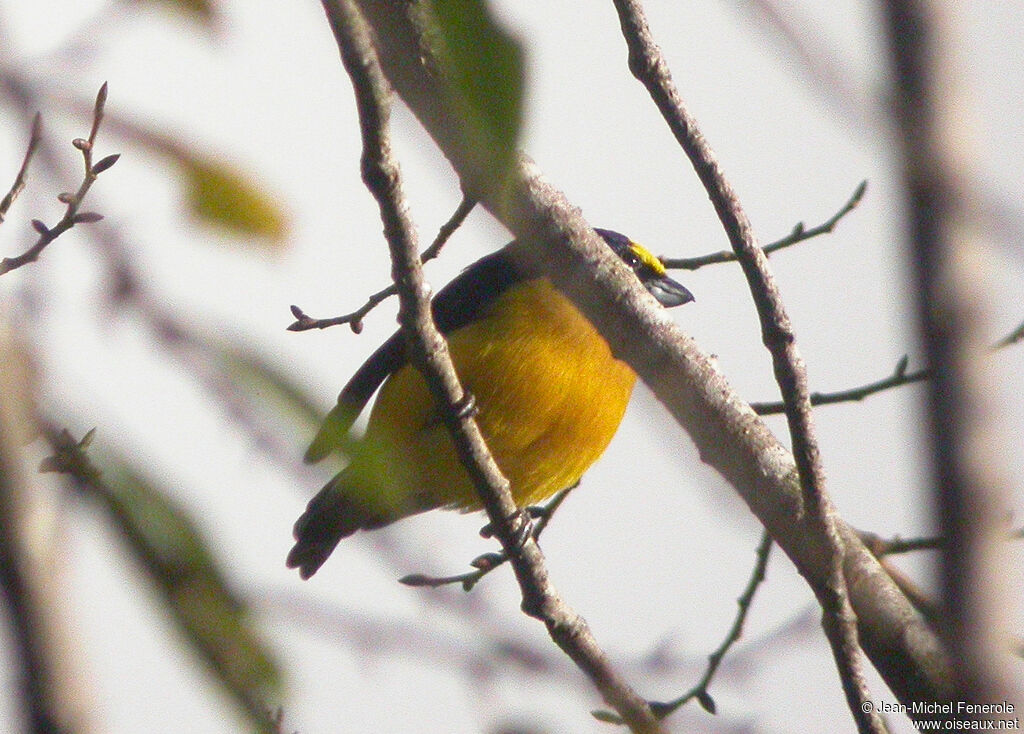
[287, 229, 694, 579]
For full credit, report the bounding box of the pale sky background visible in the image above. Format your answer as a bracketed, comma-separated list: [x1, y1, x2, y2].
[1, 1, 1023, 733]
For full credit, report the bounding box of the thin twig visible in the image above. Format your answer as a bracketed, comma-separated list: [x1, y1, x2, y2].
[321, 3, 663, 731]
[9, 74, 338, 504]
[399, 487, 574, 591]
[858, 526, 1024, 558]
[653, 530, 773, 717]
[611, 2, 885, 731]
[0, 83, 118, 277]
[287, 194, 475, 332]
[0, 113, 42, 224]
[663, 180, 867, 271]
[992, 318, 1024, 350]
[861, 525, 1024, 636]
[752, 355, 927, 415]
[857, 530, 950, 622]
[859, 525, 1024, 630]
[751, 317, 1024, 415]
[421, 194, 476, 262]
[597, 530, 774, 724]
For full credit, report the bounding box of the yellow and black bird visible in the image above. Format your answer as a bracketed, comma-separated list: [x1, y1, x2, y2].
[287, 229, 694, 579]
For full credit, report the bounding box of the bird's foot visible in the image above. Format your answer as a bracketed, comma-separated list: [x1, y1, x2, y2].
[479, 508, 534, 549]
[453, 391, 478, 419]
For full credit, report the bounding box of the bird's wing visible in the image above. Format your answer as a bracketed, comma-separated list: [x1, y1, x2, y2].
[304, 248, 524, 463]
[303, 332, 404, 463]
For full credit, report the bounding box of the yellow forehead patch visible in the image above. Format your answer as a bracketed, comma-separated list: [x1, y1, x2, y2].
[628, 242, 667, 276]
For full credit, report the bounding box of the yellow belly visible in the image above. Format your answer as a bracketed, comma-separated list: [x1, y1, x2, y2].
[348, 278, 637, 516]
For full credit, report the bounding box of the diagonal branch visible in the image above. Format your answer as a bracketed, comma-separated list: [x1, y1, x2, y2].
[351, 0, 955, 720]
[611, 1, 884, 731]
[0, 84, 118, 277]
[653, 531, 773, 717]
[0, 113, 42, 224]
[320, 2, 664, 731]
[600, 530, 773, 722]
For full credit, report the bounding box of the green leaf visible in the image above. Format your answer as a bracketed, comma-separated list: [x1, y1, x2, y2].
[86, 458, 280, 728]
[135, 0, 219, 27]
[78, 110, 287, 247]
[215, 345, 348, 452]
[183, 157, 290, 245]
[430, 0, 525, 198]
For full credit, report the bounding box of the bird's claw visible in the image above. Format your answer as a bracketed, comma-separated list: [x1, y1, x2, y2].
[478, 508, 534, 549]
[454, 391, 478, 420]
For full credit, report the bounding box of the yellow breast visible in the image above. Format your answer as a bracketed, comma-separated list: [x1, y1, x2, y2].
[353, 278, 637, 513]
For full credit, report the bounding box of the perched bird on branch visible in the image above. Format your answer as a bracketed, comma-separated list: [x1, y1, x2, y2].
[287, 229, 694, 579]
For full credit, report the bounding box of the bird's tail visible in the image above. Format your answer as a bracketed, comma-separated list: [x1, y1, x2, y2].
[286, 472, 392, 579]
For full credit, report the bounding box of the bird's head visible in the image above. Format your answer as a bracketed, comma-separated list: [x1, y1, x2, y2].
[595, 228, 694, 307]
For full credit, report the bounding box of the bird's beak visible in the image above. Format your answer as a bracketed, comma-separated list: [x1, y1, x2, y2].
[646, 275, 694, 307]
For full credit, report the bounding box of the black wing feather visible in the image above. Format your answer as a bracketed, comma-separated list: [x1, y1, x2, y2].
[304, 248, 525, 462]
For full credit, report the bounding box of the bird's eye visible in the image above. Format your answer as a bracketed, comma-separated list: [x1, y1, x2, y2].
[623, 251, 640, 269]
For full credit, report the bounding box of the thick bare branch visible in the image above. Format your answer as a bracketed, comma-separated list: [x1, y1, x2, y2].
[883, 0, 1019, 710]
[0, 323, 94, 734]
[351, 0, 955, 717]
[319, 3, 664, 731]
[610, 2, 884, 730]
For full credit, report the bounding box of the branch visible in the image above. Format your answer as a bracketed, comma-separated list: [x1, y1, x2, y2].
[885, 0, 1017, 710]
[0, 84, 118, 277]
[859, 526, 1024, 558]
[287, 194, 474, 332]
[752, 317, 1024, 415]
[662, 180, 867, 271]
[352, 0, 955, 716]
[0, 328, 93, 733]
[597, 530, 774, 724]
[0, 113, 42, 224]
[653, 530, 773, 717]
[399, 487, 574, 592]
[751, 355, 927, 415]
[611, 2, 884, 731]
[320, 3, 664, 732]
